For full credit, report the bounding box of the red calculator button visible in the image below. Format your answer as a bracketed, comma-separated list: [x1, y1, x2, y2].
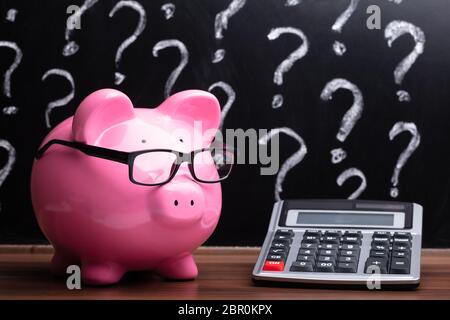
[263, 260, 285, 271]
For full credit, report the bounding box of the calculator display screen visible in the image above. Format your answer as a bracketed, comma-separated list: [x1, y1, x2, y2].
[285, 209, 405, 228]
[296, 211, 394, 226]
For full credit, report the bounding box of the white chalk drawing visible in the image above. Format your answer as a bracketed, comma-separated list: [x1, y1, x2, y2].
[397, 90, 411, 102]
[337, 167, 367, 200]
[213, 0, 247, 63]
[0, 41, 22, 112]
[208, 81, 236, 130]
[285, 0, 301, 6]
[389, 122, 421, 198]
[259, 127, 307, 201]
[2, 106, 18, 115]
[152, 40, 189, 98]
[6, 9, 18, 22]
[63, 0, 99, 56]
[388, 0, 403, 4]
[331, 147, 347, 164]
[212, 49, 226, 64]
[332, 0, 360, 33]
[41, 69, 75, 129]
[385, 20, 425, 101]
[161, 3, 175, 20]
[320, 78, 363, 143]
[267, 27, 309, 109]
[331, 0, 360, 55]
[0, 140, 16, 211]
[333, 41, 346, 56]
[109, 1, 147, 85]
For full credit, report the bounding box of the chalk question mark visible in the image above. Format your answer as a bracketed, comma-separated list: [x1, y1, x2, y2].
[212, 0, 247, 63]
[41, 69, 75, 129]
[63, 0, 99, 56]
[0, 41, 22, 115]
[389, 122, 421, 198]
[259, 127, 307, 201]
[161, 3, 175, 20]
[0, 140, 15, 211]
[320, 78, 363, 164]
[208, 81, 236, 130]
[109, 1, 147, 85]
[153, 40, 189, 99]
[267, 27, 309, 109]
[331, 0, 360, 56]
[337, 167, 367, 200]
[385, 20, 425, 102]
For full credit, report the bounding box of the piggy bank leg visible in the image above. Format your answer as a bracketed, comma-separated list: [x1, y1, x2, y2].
[81, 260, 125, 285]
[157, 253, 198, 280]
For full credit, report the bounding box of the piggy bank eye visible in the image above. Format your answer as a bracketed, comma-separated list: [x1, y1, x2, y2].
[179, 138, 184, 143]
[141, 139, 147, 144]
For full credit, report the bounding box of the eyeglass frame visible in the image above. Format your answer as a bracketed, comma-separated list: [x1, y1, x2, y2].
[35, 139, 233, 186]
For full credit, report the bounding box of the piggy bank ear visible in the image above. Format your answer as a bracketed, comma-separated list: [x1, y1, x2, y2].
[72, 89, 135, 144]
[157, 90, 221, 145]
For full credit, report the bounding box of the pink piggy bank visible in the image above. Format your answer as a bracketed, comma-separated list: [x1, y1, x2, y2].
[31, 89, 232, 285]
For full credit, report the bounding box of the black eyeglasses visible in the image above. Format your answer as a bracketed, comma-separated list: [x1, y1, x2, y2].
[35, 139, 234, 186]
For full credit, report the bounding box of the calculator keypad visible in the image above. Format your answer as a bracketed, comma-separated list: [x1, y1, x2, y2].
[264, 230, 413, 275]
[365, 232, 412, 274]
[289, 230, 362, 273]
[262, 230, 294, 271]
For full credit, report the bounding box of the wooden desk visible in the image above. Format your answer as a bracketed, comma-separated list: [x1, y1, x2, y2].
[1, 246, 450, 299]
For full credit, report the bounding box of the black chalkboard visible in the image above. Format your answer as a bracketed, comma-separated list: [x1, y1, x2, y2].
[0, 0, 449, 247]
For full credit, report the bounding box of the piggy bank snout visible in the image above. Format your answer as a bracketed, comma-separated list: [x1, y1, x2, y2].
[152, 179, 206, 224]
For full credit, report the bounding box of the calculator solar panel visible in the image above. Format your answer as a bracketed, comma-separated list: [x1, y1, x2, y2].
[252, 200, 422, 289]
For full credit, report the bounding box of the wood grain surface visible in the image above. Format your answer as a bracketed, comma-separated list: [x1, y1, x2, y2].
[0, 246, 449, 300]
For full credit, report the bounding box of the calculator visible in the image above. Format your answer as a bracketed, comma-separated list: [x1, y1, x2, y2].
[252, 200, 422, 288]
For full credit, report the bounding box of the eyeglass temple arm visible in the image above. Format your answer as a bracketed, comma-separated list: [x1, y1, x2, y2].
[35, 139, 129, 164]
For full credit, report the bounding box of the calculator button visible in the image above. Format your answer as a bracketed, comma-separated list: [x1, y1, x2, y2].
[320, 243, 339, 250]
[344, 231, 361, 237]
[318, 249, 338, 258]
[302, 236, 320, 244]
[341, 244, 358, 250]
[322, 236, 340, 244]
[392, 250, 410, 258]
[392, 244, 410, 251]
[263, 260, 285, 271]
[336, 262, 357, 273]
[364, 257, 388, 274]
[372, 236, 390, 243]
[297, 255, 316, 263]
[300, 242, 319, 250]
[274, 234, 293, 244]
[393, 238, 412, 246]
[269, 247, 288, 255]
[372, 244, 389, 251]
[304, 230, 322, 237]
[315, 262, 335, 272]
[373, 231, 392, 238]
[338, 256, 357, 264]
[370, 250, 389, 258]
[272, 241, 290, 249]
[372, 240, 390, 247]
[394, 232, 412, 240]
[342, 236, 361, 245]
[290, 261, 314, 272]
[276, 229, 294, 237]
[390, 257, 410, 274]
[298, 249, 316, 256]
[339, 249, 359, 257]
[324, 231, 342, 237]
[317, 255, 335, 263]
[267, 254, 284, 261]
